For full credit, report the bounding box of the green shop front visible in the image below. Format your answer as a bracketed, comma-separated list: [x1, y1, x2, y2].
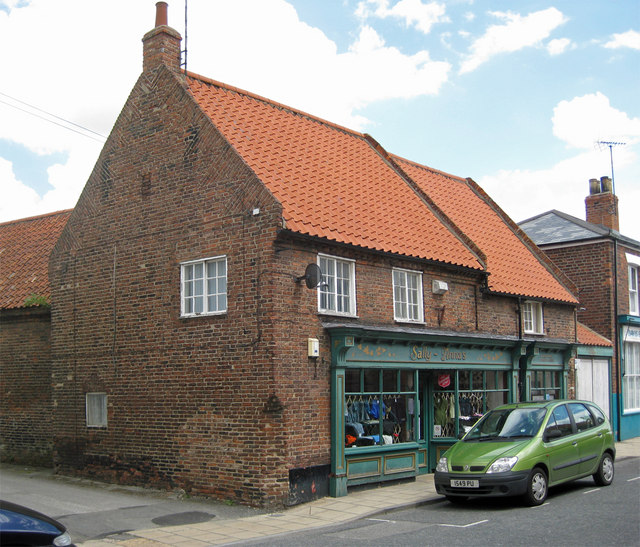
[327, 325, 574, 497]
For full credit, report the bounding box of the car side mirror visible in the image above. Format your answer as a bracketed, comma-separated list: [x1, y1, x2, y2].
[544, 429, 562, 442]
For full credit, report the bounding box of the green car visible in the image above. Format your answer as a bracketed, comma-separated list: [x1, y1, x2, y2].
[434, 400, 615, 506]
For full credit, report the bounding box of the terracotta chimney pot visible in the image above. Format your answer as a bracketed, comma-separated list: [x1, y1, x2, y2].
[155, 2, 168, 27]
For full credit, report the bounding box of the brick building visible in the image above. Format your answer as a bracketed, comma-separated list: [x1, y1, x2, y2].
[520, 177, 640, 440]
[1, 3, 605, 508]
[0, 210, 71, 465]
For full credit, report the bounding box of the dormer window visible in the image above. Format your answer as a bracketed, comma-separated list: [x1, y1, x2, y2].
[522, 301, 544, 335]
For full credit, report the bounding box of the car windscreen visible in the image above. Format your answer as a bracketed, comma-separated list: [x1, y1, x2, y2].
[464, 407, 547, 441]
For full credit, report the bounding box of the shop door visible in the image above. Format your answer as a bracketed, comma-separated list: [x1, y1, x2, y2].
[416, 371, 430, 473]
[575, 358, 610, 418]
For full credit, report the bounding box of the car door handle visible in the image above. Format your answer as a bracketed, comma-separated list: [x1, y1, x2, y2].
[572, 441, 578, 446]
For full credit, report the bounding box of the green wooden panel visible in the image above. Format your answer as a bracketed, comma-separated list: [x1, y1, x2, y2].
[346, 456, 382, 479]
[384, 452, 416, 474]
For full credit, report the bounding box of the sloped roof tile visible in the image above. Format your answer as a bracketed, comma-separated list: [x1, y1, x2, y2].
[188, 72, 575, 303]
[0, 210, 71, 310]
[187, 75, 483, 271]
[577, 322, 612, 347]
[394, 158, 577, 303]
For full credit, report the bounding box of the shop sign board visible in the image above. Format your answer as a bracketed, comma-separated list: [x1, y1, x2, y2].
[343, 342, 512, 366]
[623, 325, 640, 343]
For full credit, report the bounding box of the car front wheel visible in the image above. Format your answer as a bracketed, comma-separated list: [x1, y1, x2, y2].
[593, 453, 614, 486]
[524, 467, 548, 506]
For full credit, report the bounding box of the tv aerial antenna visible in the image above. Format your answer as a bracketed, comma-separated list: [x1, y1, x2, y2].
[596, 140, 626, 196]
[180, 0, 188, 73]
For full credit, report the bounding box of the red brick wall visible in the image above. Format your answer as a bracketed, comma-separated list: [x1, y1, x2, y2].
[0, 308, 53, 466]
[50, 65, 294, 507]
[543, 242, 615, 340]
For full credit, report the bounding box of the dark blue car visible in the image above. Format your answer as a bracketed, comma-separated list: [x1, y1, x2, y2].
[0, 500, 74, 546]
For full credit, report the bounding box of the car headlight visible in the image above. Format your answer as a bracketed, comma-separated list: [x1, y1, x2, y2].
[486, 457, 518, 473]
[54, 532, 72, 547]
[435, 457, 448, 473]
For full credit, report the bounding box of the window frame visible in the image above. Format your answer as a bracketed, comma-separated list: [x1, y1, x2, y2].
[180, 255, 227, 318]
[623, 340, 640, 413]
[522, 301, 544, 335]
[392, 268, 424, 323]
[629, 264, 639, 316]
[86, 392, 108, 428]
[317, 254, 357, 317]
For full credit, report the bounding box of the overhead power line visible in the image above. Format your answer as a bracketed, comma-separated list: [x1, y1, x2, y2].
[0, 91, 107, 143]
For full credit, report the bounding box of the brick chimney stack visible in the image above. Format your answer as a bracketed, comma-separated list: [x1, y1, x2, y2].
[585, 176, 619, 231]
[142, 2, 182, 73]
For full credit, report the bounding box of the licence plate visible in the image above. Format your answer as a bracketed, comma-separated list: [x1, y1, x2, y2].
[450, 479, 479, 488]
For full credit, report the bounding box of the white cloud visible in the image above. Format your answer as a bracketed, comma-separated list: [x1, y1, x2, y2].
[480, 93, 640, 238]
[604, 29, 640, 50]
[459, 7, 567, 74]
[356, 0, 449, 34]
[546, 38, 572, 56]
[552, 92, 640, 150]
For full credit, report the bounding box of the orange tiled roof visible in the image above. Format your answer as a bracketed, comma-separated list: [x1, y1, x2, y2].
[187, 74, 483, 271]
[0, 210, 71, 310]
[186, 72, 576, 304]
[577, 322, 612, 347]
[394, 157, 578, 303]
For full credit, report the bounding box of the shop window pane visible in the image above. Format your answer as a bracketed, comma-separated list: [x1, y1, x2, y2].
[383, 370, 397, 392]
[345, 369, 360, 393]
[433, 392, 455, 438]
[486, 371, 498, 389]
[345, 369, 418, 448]
[531, 370, 560, 401]
[459, 370, 470, 390]
[383, 394, 416, 443]
[400, 370, 415, 392]
[486, 389, 508, 410]
[472, 371, 483, 390]
[364, 369, 379, 392]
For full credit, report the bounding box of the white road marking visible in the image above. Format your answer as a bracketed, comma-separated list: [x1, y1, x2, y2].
[627, 476, 640, 482]
[366, 518, 396, 523]
[437, 519, 489, 528]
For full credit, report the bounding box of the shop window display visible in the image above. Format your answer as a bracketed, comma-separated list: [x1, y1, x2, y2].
[345, 369, 417, 447]
[531, 370, 561, 401]
[433, 370, 509, 438]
